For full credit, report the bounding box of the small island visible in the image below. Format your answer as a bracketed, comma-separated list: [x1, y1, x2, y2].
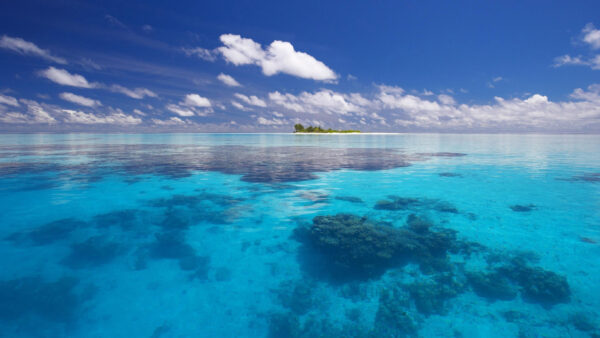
[294, 124, 360, 133]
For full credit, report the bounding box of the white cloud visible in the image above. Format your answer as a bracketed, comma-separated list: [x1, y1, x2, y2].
[234, 93, 266, 107]
[554, 24, 600, 70]
[0, 35, 66, 64]
[217, 73, 241, 87]
[110, 85, 157, 99]
[39, 67, 95, 88]
[269, 89, 364, 115]
[231, 101, 247, 110]
[152, 117, 187, 125]
[437, 94, 456, 105]
[218, 34, 337, 81]
[62, 109, 141, 125]
[583, 23, 600, 49]
[0, 94, 19, 107]
[257, 116, 286, 125]
[59, 92, 101, 107]
[273, 111, 284, 117]
[183, 93, 211, 107]
[493, 76, 503, 82]
[133, 109, 146, 116]
[166, 104, 195, 117]
[182, 47, 218, 62]
[0, 99, 56, 124]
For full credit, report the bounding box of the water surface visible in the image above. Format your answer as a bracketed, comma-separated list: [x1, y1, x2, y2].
[0, 133, 599, 337]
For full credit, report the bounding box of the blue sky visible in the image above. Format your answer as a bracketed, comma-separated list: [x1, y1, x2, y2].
[1, 0, 599, 132]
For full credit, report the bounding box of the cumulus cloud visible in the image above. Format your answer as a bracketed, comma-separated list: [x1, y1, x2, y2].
[234, 93, 266, 107]
[62, 109, 141, 125]
[231, 101, 247, 110]
[554, 23, 600, 70]
[437, 94, 456, 105]
[183, 93, 211, 107]
[59, 92, 102, 107]
[182, 47, 218, 62]
[0, 94, 19, 107]
[0, 99, 56, 124]
[133, 109, 146, 116]
[583, 23, 600, 49]
[166, 104, 195, 117]
[264, 84, 600, 131]
[217, 73, 241, 87]
[0, 35, 67, 64]
[218, 34, 337, 81]
[257, 116, 286, 125]
[152, 117, 187, 125]
[269, 89, 368, 115]
[110, 85, 157, 99]
[39, 67, 95, 88]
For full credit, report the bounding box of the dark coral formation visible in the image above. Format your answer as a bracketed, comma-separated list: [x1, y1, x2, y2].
[62, 236, 123, 269]
[407, 273, 466, 316]
[510, 204, 537, 212]
[274, 280, 315, 315]
[466, 271, 517, 301]
[566, 173, 600, 182]
[438, 172, 463, 177]
[335, 196, 364, 203]
[6, 218, 86, 246]
[93, 209, 139, 230]
[0, 275, 88, 323]
[375, 287, 417, 335]
[498, 262, 570, 306]
[374, 196, 458, 214]
[148, 231, 210, 276]
[296, 214, 457, 280]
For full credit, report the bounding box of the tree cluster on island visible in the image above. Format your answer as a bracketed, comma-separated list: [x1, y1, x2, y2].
[294, 124, 360, 133]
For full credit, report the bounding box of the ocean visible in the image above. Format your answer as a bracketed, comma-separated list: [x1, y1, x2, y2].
[0, 133, 598, 337]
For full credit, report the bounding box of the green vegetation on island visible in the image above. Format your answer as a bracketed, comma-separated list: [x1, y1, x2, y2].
[294, 124, 360, 133]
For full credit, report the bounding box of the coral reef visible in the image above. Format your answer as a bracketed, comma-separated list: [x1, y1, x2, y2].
[62, 236, 123, 269]
[407, 273, 466, 316]
[375, 286, 417, 335]
[466, 271, 517, 301]
[6, 218, 86, 246]
[335, 196, 364, 203]
[509, 204, 537, 212]
[374, 196, 459, 214]
[93, 209, 139, 230]
[296, 213, 457, 279]
[274, 280, 315, 315]
[0, 275, 88, 323]
[438, 172, 463, 177]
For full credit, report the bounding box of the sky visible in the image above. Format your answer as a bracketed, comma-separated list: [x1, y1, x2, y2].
[0, 0, 600, 133]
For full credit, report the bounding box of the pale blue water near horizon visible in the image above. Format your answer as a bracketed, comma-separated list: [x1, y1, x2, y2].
[0, 133, 599, 337]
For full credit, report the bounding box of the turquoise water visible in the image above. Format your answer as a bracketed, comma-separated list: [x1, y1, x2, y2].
[0, 133, 599, 337]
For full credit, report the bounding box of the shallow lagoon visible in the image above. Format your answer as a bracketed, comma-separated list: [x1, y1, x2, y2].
[0, 133, 599, 337]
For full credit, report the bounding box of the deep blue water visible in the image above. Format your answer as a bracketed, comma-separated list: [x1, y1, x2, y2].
[0, 133, 599, 337]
